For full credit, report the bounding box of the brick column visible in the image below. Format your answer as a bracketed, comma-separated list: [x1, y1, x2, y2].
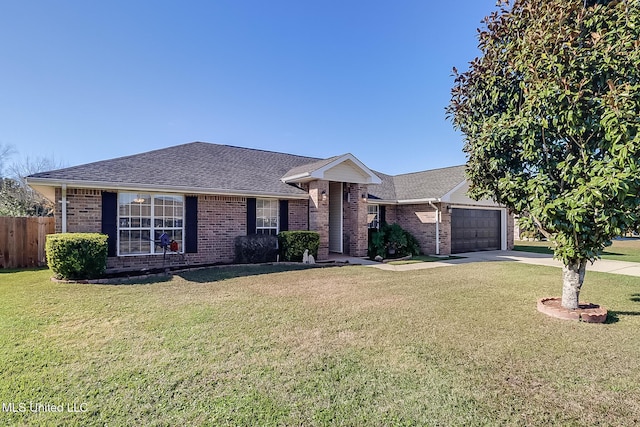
[308, 180, 330, 260]
[345, 183, 369, 257]
[439, 206, 452, 255]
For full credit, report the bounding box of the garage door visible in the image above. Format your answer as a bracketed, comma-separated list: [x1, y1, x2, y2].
[451, 209, 501, 253]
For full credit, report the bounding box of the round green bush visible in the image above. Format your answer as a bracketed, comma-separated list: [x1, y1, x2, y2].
[46, 233, 108, 280]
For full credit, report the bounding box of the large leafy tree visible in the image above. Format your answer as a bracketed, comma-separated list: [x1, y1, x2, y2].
[448, 0, 640, 309]
[0, 146, 57, 217]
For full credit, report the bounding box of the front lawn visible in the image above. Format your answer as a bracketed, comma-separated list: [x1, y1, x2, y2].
[387, 255, 464, 265]
[515, 238, 640, 263]
[1, 263, 639, 426]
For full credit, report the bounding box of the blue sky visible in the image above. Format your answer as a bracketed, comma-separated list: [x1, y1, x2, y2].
[1, 0, 497, 176]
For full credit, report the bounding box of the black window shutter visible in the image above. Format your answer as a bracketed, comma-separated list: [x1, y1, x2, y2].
[380, 205, 386, 226]
[279, 200, 289, 232]
[247, 198, 257, 235]
[101, 192, 118, 257]
[185, 196, 198, 253]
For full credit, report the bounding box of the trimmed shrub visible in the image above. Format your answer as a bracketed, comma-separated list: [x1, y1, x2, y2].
[368, 223, 421, 259]
[278, 231, 320, 262]
[234, 234, 279, 264]
[46, 233, 108, 280]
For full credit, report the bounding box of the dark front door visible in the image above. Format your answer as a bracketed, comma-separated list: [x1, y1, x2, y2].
[451, 209, 501, 253]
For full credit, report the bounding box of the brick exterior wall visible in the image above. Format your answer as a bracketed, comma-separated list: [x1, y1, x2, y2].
[382, 204, 397, 225]
[50, 186, 515, 271]
[52, 188, 310, 272]
[288, 199, 309, 231]
[439, 206, 452, 255]
[395, 203, 439, 255]
[53, 188, 102, 233]
[344, 183, 369, 257]
[393, 203, 511, 256]
[188, 195, 246, 265]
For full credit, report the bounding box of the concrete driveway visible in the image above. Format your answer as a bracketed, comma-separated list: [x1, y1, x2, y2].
[368, 250, 640, 277]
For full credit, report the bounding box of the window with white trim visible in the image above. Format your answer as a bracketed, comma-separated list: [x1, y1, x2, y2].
[256, 199, 279, 235]
[118, 193, 184, 255]
[368, 204, 380, 229]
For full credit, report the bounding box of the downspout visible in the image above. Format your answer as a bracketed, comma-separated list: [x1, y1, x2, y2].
[61, 184, 67, 233]
[428, 200, 440, 255]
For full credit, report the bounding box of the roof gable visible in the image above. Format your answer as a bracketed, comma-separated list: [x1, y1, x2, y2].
[441, 180, 498, 206]
[281, 153, 382, 184]
[368, 165, 467, 202]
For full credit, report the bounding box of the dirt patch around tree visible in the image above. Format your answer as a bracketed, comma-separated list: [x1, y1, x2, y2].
[537, 297, 608, 323]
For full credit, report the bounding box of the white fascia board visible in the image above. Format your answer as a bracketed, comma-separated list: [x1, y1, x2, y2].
[280, 172, 312, 183]
[366, 199, 398, 205]
[315, 154, 383, 184]
[25, 177, 310, 200]
[281, 153, 383, 184]
[448, 204, 506, 210]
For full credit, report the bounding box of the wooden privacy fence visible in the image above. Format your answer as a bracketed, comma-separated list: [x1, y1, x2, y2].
[0, 217, 55, 269]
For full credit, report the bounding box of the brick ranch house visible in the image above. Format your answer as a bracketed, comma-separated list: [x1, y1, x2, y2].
[26, 142, 514, 272]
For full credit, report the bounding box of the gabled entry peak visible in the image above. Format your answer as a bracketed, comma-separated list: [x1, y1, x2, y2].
[281, 153, 382, 185]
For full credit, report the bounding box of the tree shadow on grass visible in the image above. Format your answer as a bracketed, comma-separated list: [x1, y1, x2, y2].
[0, 267, 49, 274]
[605, 308, 640, 324]
[97, 263, 327, 285]
[604, 312, 620, 324]
[177, 263, 324, 284]
[603, 294, 640, 323]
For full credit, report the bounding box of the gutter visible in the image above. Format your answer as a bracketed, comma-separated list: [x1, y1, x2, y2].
[428, 200, 441, 255]
[25, 177, 310, 200]
[61, 184, 68, 233]
[396, 197, 440, 205]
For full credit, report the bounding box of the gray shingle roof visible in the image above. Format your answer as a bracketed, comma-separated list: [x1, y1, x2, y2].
[393, 165, 467, 200]
[281, 155, 342, 180]
[367, 171, 397, 201]
[28, 142, 321, 197]
[28, 141, 467, 201]
[369, 165, 467, 201]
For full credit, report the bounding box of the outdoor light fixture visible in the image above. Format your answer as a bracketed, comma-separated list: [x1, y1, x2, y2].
[321, 190, 327, 201]
[361, 193, 367, 202]
[446, 205, 452, 214]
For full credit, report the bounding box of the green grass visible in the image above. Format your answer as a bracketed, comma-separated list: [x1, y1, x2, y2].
[1, 263, 640, 426]
[387, 255, 464, 265]
[515, 238, 640, 262]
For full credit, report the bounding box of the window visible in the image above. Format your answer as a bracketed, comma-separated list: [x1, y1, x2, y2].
[118, 193, 184, 255]
[368, 204, 380, 229]
[256, 199, 279, 235]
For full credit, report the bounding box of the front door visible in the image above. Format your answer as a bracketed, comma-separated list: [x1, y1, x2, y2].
[328, 182, 343, 253]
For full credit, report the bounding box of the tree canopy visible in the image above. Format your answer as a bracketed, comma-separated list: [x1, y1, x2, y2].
[0, 145, 57, 217]
[448, 0, 640, 309]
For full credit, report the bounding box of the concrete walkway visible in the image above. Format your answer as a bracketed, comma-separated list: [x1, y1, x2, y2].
[458, 250, 640, 277]
[361, 250, 640, 277]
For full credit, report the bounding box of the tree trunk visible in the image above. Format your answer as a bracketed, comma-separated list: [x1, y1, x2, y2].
[562, 259, 587, 310]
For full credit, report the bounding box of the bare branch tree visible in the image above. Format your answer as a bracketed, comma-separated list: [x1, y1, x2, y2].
[0, 153, 65, 217]
[0, 143, 15, 177]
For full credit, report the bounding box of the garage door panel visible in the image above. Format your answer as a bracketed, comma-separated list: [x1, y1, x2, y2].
[451, 209, 501, 253]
